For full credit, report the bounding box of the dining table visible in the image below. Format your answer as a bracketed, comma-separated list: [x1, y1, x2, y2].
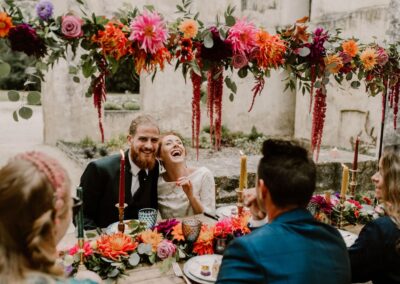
[57, 211, 363, 284]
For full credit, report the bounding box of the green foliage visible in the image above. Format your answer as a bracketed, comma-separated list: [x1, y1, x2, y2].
[122, 101, 140, 110]
[105, 134, 127, 150]
[79, 136, 96, 148]
[248, 126, 263, 141]
[106, 59, 139, 94]
[104, 102, 123, 110]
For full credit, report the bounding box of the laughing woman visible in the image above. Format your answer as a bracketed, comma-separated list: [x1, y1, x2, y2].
[157, 133, 216, 219]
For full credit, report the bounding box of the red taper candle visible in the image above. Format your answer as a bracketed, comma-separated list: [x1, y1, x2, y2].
[352, 137, 360, 171]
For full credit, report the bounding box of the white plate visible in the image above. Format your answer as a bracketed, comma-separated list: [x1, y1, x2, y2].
[338, 229, 358, 247]
[216, 205, 238, 218]
[183, 254, 222, 283]
[105, 219, 139, 234]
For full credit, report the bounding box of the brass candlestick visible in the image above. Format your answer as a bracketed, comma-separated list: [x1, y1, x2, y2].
[115, 203, 127, 233]
[235, 188, 244, 216]
[77, 238, 87, 271]
[349, 169, 360, 197]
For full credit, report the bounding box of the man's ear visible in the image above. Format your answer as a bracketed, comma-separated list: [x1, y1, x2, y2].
[259, 179, 268, 199]
[127, 135, 132, 145]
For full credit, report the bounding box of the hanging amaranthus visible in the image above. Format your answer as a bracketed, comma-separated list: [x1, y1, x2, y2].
[92, 56, 108, 143]
[207, 66, 224, 150]
[191, 71, 202, 159]
[393, 81, 400, 129]
[309, 65, 316, 113]
[311, 87, 327, 161]
[248, 76, 265, 112]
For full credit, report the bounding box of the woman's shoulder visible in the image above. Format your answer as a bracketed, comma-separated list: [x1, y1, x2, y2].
[189, 166, 213, 177]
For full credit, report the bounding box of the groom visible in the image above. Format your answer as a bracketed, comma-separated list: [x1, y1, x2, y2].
[80, 114, 160, 229]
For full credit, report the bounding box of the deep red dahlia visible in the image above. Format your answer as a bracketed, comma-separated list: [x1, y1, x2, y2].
[8, 23, 47, 58]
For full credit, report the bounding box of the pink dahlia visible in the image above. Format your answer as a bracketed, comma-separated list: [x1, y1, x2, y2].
[227, 18, 257, 55]
[129, 11, 168, 54]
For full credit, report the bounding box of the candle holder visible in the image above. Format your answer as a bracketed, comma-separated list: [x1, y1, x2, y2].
[77, 238, 87, 271]
[338, 197, 345, 229]
[235, 188, 244, 216]
[115, 203, 127, 233]
[349, 169, 360, 197]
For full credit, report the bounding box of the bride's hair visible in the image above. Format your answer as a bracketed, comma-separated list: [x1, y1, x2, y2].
[0, 152, 70, 282]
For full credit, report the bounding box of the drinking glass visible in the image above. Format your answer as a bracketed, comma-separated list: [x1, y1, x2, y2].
[138, 208, 158, 229]
[182, 218, 202, 254]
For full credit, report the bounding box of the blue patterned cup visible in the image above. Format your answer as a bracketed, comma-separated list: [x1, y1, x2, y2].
[138, 208, 157, 229]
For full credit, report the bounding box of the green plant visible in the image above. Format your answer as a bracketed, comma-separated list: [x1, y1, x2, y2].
[79, 136, 96, 148]
[106, 134, 127, 150]
[248, 126, 263, 141]
[123, 101, 140, 110]
[104, 102, 122, 110]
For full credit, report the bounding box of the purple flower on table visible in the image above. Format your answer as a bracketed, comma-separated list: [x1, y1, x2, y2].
[310, 195, 333, 214]
[35, 0, 54, 21]
[8, 23, 47, 58]
[153, 218, 180, 236]
[156, 240, 176, 260]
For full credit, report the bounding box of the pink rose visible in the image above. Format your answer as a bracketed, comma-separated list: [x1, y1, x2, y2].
[156, 240, 176, 260]
[61, 15, 83, 39]
[376, 47, 389, 66]
[232, 53, 248, 69]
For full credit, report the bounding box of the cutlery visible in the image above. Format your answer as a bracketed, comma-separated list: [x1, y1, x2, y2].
[203, 211, 220, 221]
[172, 262, 191, 284]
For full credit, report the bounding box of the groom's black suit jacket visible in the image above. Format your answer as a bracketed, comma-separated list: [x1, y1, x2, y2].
[80, 150, 159, 229]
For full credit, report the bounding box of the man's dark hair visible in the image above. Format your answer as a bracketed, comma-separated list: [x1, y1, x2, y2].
[257, 139, 316, 208]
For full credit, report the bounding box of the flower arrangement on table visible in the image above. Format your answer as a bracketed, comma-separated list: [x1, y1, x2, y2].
[2, 0, 400, 158]
[308, 193, 378, 226]
[62, 214, 251, 280]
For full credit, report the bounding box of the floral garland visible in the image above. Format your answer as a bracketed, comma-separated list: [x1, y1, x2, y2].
[1, 0, 400, 155]
[62, 214, 251, 280]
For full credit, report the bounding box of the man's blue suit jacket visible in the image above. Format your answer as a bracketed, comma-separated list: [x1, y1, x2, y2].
[217, 208, 350, 284]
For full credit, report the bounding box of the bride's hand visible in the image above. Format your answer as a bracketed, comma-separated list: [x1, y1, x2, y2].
[176, 177, 193, 197]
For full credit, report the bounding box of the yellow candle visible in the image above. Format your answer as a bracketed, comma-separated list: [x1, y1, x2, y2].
[239, 152, 247, 190]
[340, 164, 349, 199]
[325, 191, 331, 204]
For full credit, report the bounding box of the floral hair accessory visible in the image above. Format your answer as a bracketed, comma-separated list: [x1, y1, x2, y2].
[14, 151, 67, 214]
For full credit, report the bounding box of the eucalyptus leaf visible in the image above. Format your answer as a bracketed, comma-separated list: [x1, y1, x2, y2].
[0, 62, 11, 77]
[18, 107, 33, 120]
[229, 93, 234, 102]
[231, 82, 237, 94]
[149, 253, 156, 264]
[73, 76, 80, 83]
[8, 91, 20, 102]
[128, 253, 140, 266]
[314, 81, 321, 89]
[27, 91, 41, 105]
[13, 111, 18, 122]
[345, 72, 353, 81]
[107, 268, 120, 278]
[137, 243, 152, 255]
[225, 15, 235, 27]
[298, 47, 310, 57]
[351, 81, 361, 89]
[322, 77, 329, 85]
[238, 67, 248, 78]
[203, 32, 214, 48]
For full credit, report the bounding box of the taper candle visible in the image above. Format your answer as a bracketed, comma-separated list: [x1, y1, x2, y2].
[76, 186, 84, 238]
[340, 164, 349, 199]
[352, 137, 360, 171]
[239, 151, 247, 190]
[119, 150, 125, 208]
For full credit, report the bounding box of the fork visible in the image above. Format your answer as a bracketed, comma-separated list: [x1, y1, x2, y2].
[172, 262, 191, 284]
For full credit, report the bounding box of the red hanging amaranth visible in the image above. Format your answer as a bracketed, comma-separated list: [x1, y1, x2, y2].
[248, 76, 265, 112]
[393, 81, 400, 129]
[382, 78, 388, 123]
[311, 87, 327, 162]
[191, 71, 202, 159]
[206, 66, 224, 150]
[92, 56, 108, 143]
[309, 65, 316, 113]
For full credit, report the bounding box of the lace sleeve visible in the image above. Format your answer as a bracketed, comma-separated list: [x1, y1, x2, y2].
[199, 168, 216, 213]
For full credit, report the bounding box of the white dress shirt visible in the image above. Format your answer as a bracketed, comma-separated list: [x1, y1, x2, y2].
[128, 150, 148, 196]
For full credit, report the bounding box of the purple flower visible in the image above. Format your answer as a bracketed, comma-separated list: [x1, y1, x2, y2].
[304, 27, 329, 64]
[36, 0, 54, 21]
[8, 23, 47, 58]
[232, 53, 248, 69]
[156, 240, 176, 260]
[376, 47, 389, 66]
[310, 195, 333, 214]
[153, 219, 180, 236]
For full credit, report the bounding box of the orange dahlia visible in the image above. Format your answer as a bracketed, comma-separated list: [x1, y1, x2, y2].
[139, 229, 163, 252]
[360, 47, 377, 71]
[97, 232, 138, 260]
[193, 224, 214, 255]
[342, 40, 358, 57]
[0, 12, 13, 38]
[92, 21, 130, 60]
[179, 19, 198, 39]
[254, 29, 286, 70]
[324, 54, 343, 74]
[171, 223, 185, 242]
[133, 46, 171, 74]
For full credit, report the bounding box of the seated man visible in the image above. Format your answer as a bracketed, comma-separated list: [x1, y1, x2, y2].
[80, 114, 160, 229]
[217, 139, 351, 284]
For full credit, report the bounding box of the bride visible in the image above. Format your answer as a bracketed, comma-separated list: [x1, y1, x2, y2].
[157, 133, 216, 219]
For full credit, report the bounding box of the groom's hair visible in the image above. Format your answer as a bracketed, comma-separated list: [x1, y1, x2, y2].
[129, 114, 159, 136]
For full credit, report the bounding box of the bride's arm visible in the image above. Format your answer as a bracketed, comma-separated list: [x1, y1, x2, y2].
[176, 177, 204, 214]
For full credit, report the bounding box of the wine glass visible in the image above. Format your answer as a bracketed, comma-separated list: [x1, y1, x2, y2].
[182, 218, 202, 254]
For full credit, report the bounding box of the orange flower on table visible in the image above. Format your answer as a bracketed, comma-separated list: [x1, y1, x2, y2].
[0, 12, 13, 38]
[179, 19, 198, 39]
[139, 229, 163, 252]
[254, 29, 286, 70]
[171, 223, 185, 242]
[324, 54, 343, 74]
[360, 47, 377, 71]
[97, 232, 138, 260]
[193, 224, 214, 256]
[342, 40, 359, 57]
[92, 21, 130, 60]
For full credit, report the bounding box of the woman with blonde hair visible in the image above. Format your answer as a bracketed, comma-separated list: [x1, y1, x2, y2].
[349, 145, 400, 284]
[0, 151, 98, 284]
[157, 133, 216, 219]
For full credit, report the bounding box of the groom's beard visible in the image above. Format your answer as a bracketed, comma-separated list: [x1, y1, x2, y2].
[131, 147, 156, 170]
